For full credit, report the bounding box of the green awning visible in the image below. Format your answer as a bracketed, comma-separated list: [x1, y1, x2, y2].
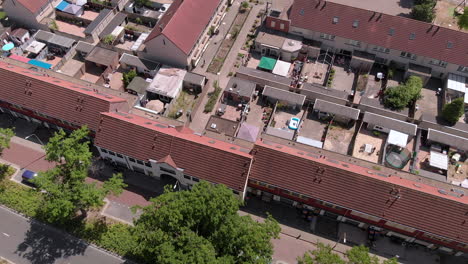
[258, 57, 277, 71]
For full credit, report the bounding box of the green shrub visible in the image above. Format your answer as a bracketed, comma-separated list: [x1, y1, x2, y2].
[442, 97, 464, 124]
[102, 34, 116, 45]
[204, 81, 222, 113]
[122, 69, 137, 88]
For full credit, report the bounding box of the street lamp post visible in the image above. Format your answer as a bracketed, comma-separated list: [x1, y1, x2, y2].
[332, 232, 347, 250]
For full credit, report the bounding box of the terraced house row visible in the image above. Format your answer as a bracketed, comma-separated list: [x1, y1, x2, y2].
[0, 57, 466, 255]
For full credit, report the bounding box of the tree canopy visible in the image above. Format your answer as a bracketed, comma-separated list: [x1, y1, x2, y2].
[123, 69, 137, 88]
[32, 126, 126, 223]
[411, 0, 436, 23]
[441, 97, 464, 125]
[384, 76, 423, 110]
[457, 7, 468, 30]
[298, 244, 398, 264]
[0, 128, 14, 156]
[132, 181, 280, 264]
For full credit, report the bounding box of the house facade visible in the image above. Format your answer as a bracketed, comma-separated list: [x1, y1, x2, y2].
[3, 0, 57, 29]
[142, 0, 228, 69]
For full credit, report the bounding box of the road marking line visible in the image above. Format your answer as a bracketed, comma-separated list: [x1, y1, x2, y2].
[2, 232, 10, 237]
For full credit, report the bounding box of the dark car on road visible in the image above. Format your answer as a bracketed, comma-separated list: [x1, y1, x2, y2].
[21, 170, 38, 186]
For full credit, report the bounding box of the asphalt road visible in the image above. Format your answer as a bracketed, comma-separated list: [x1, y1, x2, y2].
[0, 206, 128, 264]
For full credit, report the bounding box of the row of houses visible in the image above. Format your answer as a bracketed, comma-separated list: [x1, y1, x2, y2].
[265, 0, 468, 83]
[0, 57, 466, 254]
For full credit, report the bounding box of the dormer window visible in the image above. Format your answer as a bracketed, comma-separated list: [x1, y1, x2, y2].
[447, 41, 453, 49]
[389, 28, 395, 36]
[353, 20, 359, 28]
[409, 33, 416, 40]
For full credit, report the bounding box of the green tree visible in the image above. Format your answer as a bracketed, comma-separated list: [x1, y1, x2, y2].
[298, 243, 345, 264]
[123, 69, 137, 88]
[102, 34, 116, 45]
[0, 128, 14, 156]
[384, 76, 422, 110]
[132, 181, 280, 263]
[241, 1, 250, 9]
[457, 7, 468, 30]
[346, 245, 379, 264]
[411, 3, 435, 22]
[442, 97, 465, 124]
[32, 126, 126, 223]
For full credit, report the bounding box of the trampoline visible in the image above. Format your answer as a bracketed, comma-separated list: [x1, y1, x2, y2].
[385, 146, 411, 169]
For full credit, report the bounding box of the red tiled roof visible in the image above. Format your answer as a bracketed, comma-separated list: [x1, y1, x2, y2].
[95, 112, 252, 191]
[250, 140, 468, 244]
[16, 0, 48, 13]
[0, 61, 128, 132]
[157, 155, 178, 168]
[145, 0, 221, 55]
[289, 0, 468, 67]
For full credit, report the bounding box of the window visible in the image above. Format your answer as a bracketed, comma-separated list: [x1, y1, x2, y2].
[372, 45, 390, 53]
[192, 177, 200, 182]
[183, 175, 191, 180]
[137, 160, 144, 165]
[457, 66, 468, 73]
[320, 33, 335, 41]
[160, 167, 176, 174]
[352, 20, 359, 28]
[116, 154, 123, 158]
[332, 16, 339, 24]
[108, 151, 115, 156]
[429, 59, 447, 68]
[101, 149, 108, 153]
[279, 23, 284, 30]
[270, 20, 276, 27]
[145, 162, 152, 168]
[400, 51, 417, 60]
[409, 33, 416, 40]
[128, 157, 136, 162]
[388, 28, 395, 36]
[447, 41, 453, 49]
[347, 39, 361, 47]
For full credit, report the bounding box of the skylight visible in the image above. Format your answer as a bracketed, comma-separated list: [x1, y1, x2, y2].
[353, 20, 359, 28]
[332, 16, 339, 24]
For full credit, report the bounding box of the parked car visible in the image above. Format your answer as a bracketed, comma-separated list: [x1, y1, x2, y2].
[288, 117, 301, 130]
[21, 170, 38, 186]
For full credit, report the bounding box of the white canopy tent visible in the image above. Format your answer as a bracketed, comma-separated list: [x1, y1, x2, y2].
[272, 60, 291, 77]
[429, 151, 448, 170]
[25, 41, 46, 54]
[387, 130, 408, 148]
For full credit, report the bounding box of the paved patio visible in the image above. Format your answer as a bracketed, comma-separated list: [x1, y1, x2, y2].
[55, 20, 86, 38]
[353, 129, 385, 164]
[298, 111, 328, 142]
[331, 65, 355, 94]
[302, 61, 327, 85]
[323, 124, 355, 155]
[271, 109, 303, 130]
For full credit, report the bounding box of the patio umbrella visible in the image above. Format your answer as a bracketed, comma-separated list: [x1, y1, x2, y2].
[2, 42, 14, 51]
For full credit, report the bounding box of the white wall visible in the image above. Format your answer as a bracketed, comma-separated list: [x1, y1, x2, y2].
[143, 35, 189, 69]
[96, 146, 244, 198]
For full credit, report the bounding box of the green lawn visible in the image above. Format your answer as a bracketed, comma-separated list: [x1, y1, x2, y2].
[0, 12, 6, 20]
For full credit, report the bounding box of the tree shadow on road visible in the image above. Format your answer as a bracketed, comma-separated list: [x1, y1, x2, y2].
[14, 219, 88, 264]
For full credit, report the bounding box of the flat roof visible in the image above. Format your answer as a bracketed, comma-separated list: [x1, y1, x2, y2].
[34, 30, 54, 43]
[263, 85, 306, 106]
[225, 77, 256, 98]
[147, 66, 187, 98]
[127, 77, 150, 94]
[428, 128, 468, 151]
[85, 47, 119, 67]
[363, 112, 417, 136]
[75, 41, 95, 54]
[85, 9, 112, 34]
[256, 31, 285, 48]
[120, 53, 160, 71]
[183, 72, 205, 85]
[237, 66, 292, 86]
[313, 99, 360, 120]
[48, 34, 75, 48]
[99, 12, 127, 38]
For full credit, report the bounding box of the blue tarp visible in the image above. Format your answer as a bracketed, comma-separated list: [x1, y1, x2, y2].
[56, 1, 70, 11]
[28, 60, 52, 69]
